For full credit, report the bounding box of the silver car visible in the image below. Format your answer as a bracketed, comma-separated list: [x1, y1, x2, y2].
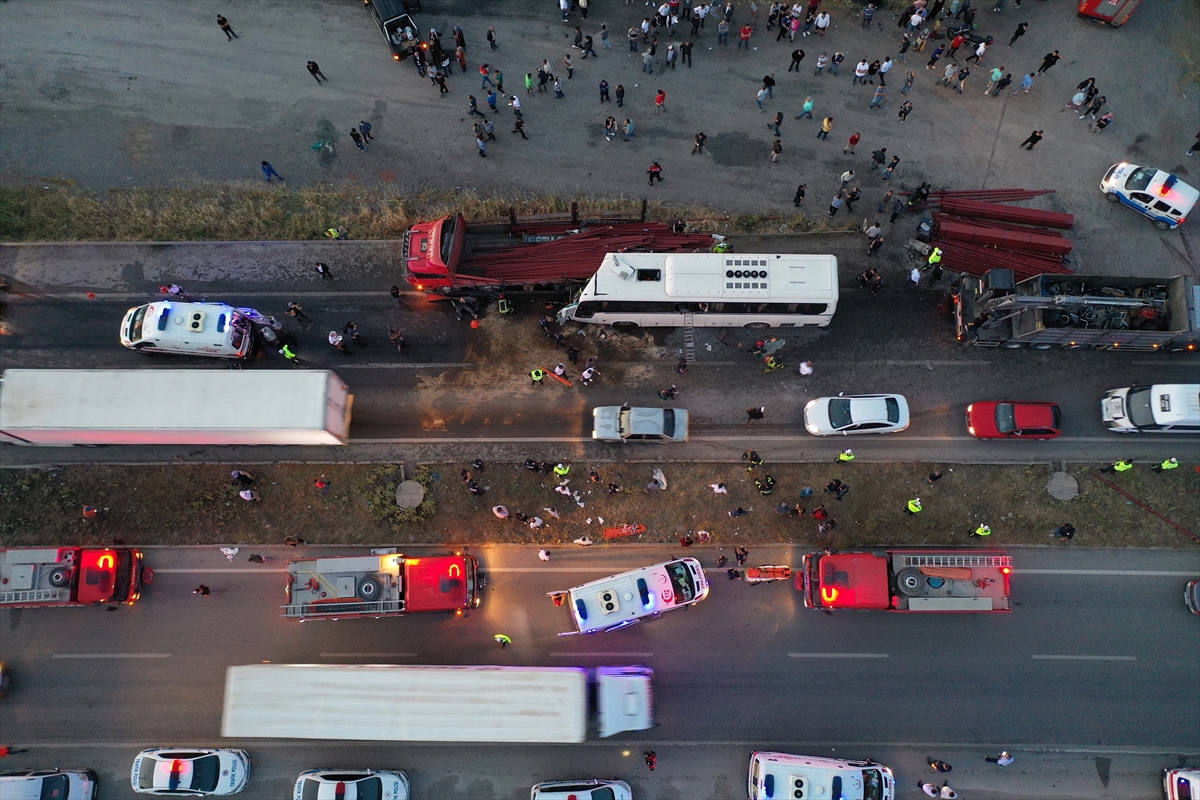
[593, 406, 688, 442]
[804, 394, 910, 436]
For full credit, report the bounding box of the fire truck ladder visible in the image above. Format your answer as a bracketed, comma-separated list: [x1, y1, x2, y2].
[0, 588, 65, 604]
[682, 312, 696, 363]
[896, 554, 1012, 569]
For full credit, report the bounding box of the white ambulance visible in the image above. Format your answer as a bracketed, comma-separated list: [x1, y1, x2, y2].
[120, 301, 266, 359]
[748, 752, 895, 800]
[552, 557, 709, 635]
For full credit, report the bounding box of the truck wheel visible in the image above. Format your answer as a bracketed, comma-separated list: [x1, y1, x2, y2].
[1003, 341, 1024, 349]
[1033, 343, 1055, 350]
[48, 567, 71, 588]
[1104, 192, 1120, 203]
[356, 577, 382, 601]
[612, 321, 639, 330]
[742, 322, 770, 330]
[895, 568, 925, 597]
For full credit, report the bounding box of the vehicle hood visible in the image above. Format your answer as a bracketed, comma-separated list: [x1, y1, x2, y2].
[967, 402, 1002, 436]
[593, 406, 622, 439]
[803, 398, 833, 433]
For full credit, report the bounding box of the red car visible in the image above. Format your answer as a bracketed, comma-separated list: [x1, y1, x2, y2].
[967, 401, 1062, 440]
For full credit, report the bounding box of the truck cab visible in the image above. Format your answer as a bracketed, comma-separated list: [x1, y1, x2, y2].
[749, 752, 894, 800]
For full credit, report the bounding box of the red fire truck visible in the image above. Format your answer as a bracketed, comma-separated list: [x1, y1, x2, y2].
[799, 550, 1012, 612]
[0, 547, 146, 608]
[283, 552, 481, 620]
[1077, 0, 1141, 27]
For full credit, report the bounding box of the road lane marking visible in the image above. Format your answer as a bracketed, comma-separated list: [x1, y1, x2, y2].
[319, 653, 418, 658]
[550, 652, 654, 658]
[789, 653, 890, 659]
[1032, 655, 1136, 662]
[1017, 570, 1195, 577]
[53, 653, 171, 659]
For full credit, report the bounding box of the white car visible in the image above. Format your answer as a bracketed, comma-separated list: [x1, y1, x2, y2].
[593, 406, 688, 442]
[132, 749, 249, 796]
[0, 769, 97, 800]
[1101, 163, 1197, 230]
[294, 769, 409, 800]
[531, 779, 633, 800]
[804, 393, 910, 435]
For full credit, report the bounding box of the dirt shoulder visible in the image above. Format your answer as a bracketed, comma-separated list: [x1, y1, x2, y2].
[2, 460, 1195, 550]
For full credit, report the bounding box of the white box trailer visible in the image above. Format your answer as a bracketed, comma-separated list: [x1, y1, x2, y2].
[0, 369, 352, 446]
[220, 663, 653, 743]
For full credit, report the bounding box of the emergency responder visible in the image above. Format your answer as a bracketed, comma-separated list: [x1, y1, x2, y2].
[904, 497, 922, 514]
[971, 524, 992, 538]
[742, 450, 765, 471]
[1151, 457, 1179, 473]
[838, 448, 855, 462]
[1101, 458, 1134, 473]
[553, 463, 570, 477]
[530, 368, 546, 385]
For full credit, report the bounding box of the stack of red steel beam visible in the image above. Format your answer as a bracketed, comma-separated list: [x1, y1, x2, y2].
[912, 190, 1076, 279]
[459, 223, 715, 284]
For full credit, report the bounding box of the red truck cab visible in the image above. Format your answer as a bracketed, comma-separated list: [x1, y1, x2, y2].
[403, 215, 465, 291]
[800, 550, 1011, 612]
[0, 547, 145, 608]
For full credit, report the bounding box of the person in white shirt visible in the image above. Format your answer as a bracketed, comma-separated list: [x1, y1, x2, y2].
[710, 482, 729, 494]
[798, 360, 814, 376]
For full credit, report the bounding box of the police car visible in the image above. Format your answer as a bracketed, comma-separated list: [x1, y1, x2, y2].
[131, 748, 249, 796]
[293, 768, 409, 800]
[1101, 163, 1197, 230]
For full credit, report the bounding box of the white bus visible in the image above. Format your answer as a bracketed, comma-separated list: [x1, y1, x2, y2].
[557, 252, 839, 329]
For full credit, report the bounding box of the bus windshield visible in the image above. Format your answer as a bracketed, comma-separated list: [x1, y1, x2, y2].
[664, 560, 696, 603]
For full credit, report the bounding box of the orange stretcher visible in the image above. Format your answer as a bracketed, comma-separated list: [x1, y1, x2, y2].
[603, 523, 647, 539]
[744, 565, 792, 583]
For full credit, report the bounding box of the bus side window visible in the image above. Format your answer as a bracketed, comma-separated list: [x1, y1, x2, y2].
[723, 303, 749, 313]
[575, 302, 599, 318]
[796, 303, 828, 315]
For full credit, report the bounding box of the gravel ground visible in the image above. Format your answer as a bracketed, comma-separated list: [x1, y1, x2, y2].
[3, 460, 1196, 549]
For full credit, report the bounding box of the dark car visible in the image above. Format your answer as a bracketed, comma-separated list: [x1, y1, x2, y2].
[365, 0, 423, 61]
[967, 401, 1062, 440]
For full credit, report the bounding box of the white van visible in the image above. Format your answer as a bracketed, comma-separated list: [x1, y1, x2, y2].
[1164, 768, 1200, 800]
[1101, 383, 1200, 433]
[552, 557, 709, 636]
[531, 779, 632, 800]
[120, 301, 258, 359]
[1101, 163, 1198, 230]
[748, 752, 895, 800]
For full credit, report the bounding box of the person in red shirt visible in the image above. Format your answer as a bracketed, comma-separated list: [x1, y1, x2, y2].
[654, 89, 667, 112]
[738, 24, 753, 49]
[843, 132, 861, 155]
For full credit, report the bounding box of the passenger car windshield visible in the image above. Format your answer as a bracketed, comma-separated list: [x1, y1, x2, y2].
[828, 399, 853, 428]
[664, 561, 696, 603]
[995, 403, 1016, 432]
[1125, 386, 1157, 428]
[885, 397, 900, 423]
[1125, 167, 1156, 192]
[39, 774, 70, 800]
[188, 755, 221, 792]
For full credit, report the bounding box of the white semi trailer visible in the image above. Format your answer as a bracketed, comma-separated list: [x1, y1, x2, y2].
[0, 369, 352, 446]
[221, 663, 654, 743]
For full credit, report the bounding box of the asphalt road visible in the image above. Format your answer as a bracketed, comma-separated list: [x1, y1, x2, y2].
[2, 268, 1197, 467]
[0, 545, 1196, 799]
